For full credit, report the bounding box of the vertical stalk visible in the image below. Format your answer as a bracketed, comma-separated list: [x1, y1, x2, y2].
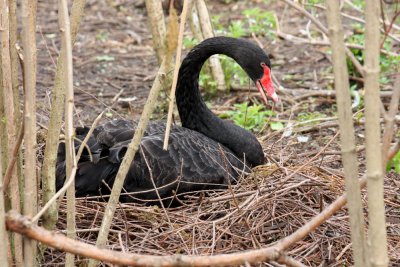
[163, 0, 191, 150]
[8, 0, 24, 220]
[145, 0, 166, 63]
[87, 58, 169, 267]
[41, 0, 86, 230]
[0, 9, 9, 263]
[325, 1, 368, 266]
[58, 0, 76, 265]
[364, 1, 388, 266]
[195, 0, 226, 91]
[0, 0, 23, 265]
[0, 159, 9, 267]
[8, 0, 20, 128]
[21, 0, 38, 266]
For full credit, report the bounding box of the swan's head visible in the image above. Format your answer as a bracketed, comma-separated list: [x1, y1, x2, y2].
[227, 38, 278, 104]
[255, 62, 278, 103]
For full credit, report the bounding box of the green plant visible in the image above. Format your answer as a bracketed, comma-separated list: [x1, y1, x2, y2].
[199, 72, 218, 96]
[242, 8, 276, 38]
[227, 21, 247, 38]
[96, 55, 114, 62]
[387, 150, 400, 174]
[306, 0, 324, 4]
[346, 24, 399, 86]
[183, 37, 198, 49]
[96, 30, 109, 42]
[297, 111, 327, 122]
[220, 55, 249, 88]
[220, 102, 280, 132]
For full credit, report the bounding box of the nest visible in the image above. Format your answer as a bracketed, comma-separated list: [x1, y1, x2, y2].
[42, 148, 400, 266]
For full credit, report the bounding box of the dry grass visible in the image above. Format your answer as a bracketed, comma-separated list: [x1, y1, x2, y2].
[41, 140, 400, 266]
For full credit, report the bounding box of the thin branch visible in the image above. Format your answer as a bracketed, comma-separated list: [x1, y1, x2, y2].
[33, 112, 104, 223]
[87, 58, 170, 267]
[58, 0, 76, 265]
[6, 177, 370, 267]
[41, 0, 86, 231]
[276, 30, 398, 57]
[163, 0, 191, 150]
[3, 122, 24, 190]
[282, 0, 365, 77]
[0, 186, 8, 267]
[382, 74, 400, 168]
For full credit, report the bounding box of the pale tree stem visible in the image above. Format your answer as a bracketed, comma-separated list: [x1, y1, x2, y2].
[325, 1, 368, 266]
[0, 0, 23, 265]
[8, 2, 24, 240]
[58, 0, 76, 265]
[364, 1, 389, 266]
[21, 0, 38, 265]
[0, 134, 8, 267]
[41, 0, 86, 231]
[145, 0, 166, 63]
[195, 0, 226, 91]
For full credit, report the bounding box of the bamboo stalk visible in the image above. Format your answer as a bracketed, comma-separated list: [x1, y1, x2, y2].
[364, 1, 389, 266]
[58, 0, 76, 265]
[325, 1, 368, 266]
[41, 0, 86, 231]
[145, 0, 166, 63]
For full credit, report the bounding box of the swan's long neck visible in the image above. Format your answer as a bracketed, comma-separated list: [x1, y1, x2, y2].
[175, 37, 264, 166]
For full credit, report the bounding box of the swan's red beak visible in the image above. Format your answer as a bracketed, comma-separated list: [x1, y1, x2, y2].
[256, 65, 278, 104]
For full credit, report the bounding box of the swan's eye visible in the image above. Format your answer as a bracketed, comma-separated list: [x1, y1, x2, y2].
[260, 62, 267, 68]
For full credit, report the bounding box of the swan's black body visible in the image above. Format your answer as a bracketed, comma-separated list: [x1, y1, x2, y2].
[56, 37, 272, 204]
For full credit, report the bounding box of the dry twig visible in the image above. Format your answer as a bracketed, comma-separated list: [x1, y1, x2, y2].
[282, 0, 365, 77]
[163, 0, 191, 150]
[87, 58, 170, 267]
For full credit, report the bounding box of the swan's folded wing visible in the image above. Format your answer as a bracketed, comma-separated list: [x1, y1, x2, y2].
[121, 128, 249, 200]
[94, 119, 137, 147]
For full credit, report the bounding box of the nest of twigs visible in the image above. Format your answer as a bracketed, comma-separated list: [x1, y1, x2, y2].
[42, 139, 400, 267]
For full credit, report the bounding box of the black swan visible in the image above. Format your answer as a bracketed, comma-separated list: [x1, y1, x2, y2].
[56, 37, 278, 204]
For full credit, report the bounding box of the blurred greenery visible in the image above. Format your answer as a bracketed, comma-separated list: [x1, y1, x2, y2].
[220, 102, 281, 132]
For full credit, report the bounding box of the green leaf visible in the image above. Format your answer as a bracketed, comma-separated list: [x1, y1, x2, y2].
[269, 121, 284, 131]
[96, 55, 115, 62]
